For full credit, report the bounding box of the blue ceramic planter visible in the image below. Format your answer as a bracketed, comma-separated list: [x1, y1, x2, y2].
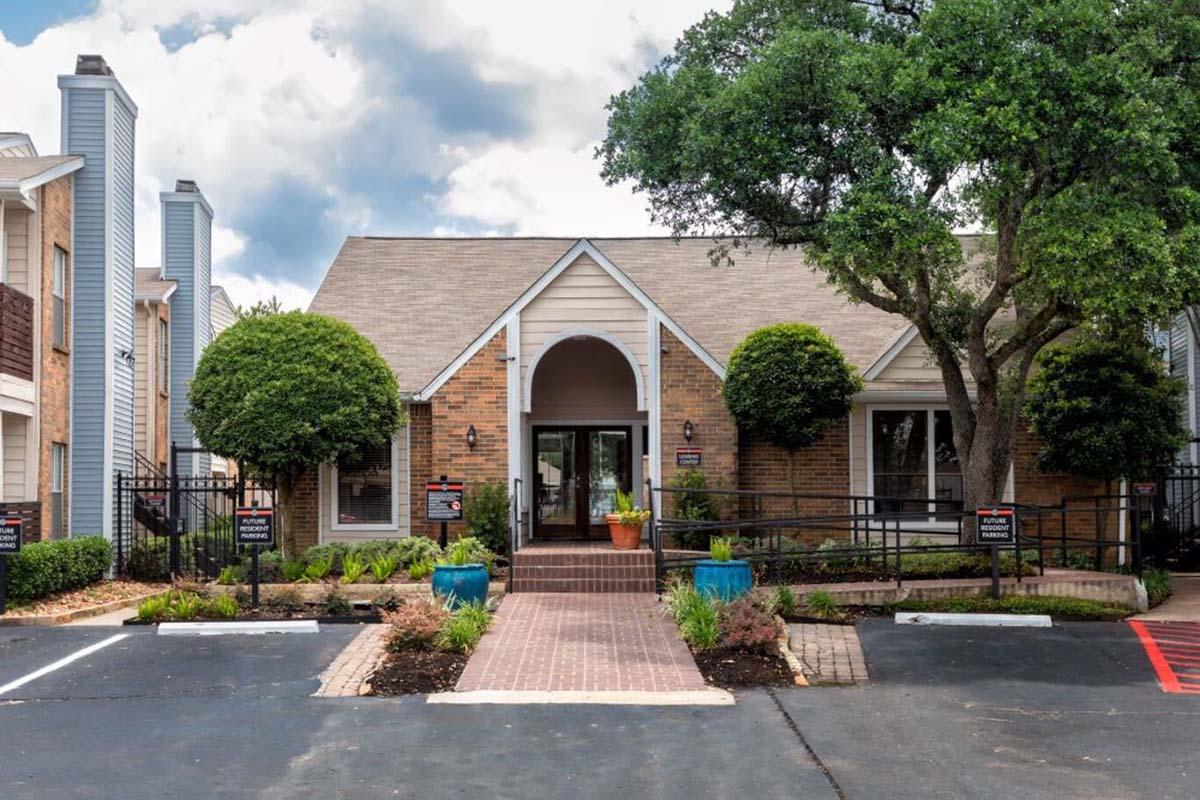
[432, 563, 489, 609]
[694, 559, 752, 602]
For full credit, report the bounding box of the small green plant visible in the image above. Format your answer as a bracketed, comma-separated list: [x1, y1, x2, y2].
[203, 594, 239, 620]
[666, 581, 720, 650]
[767, 586, 796, 618]
[440, 539, 478, 567]
[136, 592, 170, 622]
[265, 586, 304, 611]
[168, 592, 204, 621]
[408, 559, 434, 580]
[1142, 568, 1172, 608]
[806, 590, 841, 621]
[282, 560, 307, 582]
[709, 537, 735, 562]
[436, 600, 491, 653]
[302, 554, 333, 582]
[340, 553, 368, 584]
[371, 588, 401, 612]
[464, 480, 511, 555]
[217, 565, 244, 586]
[369, 553, 398, 583]
[391, 536, 442, 567]
[323, 587, 352, 615]
[614, 489, 651, 527]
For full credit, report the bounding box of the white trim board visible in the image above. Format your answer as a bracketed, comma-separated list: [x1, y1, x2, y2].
[413, 239, 724, 402]
[863, 324, 920, 381]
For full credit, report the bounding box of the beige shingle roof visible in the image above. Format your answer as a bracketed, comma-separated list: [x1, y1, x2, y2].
[309, 236, 969, 394]
[134, 268, 176, 302]
[0, 155, 82, 185]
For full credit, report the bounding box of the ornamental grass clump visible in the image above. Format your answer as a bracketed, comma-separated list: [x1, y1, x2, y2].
[370, 553, 398, 583]
[806, 590, 842, 622]
[667, 581, 720, 651]
[709, 537, 735, 562]
[340, 553, 368, 584]
[408, 559, 434, 580]
[436, 600, 492, 653]
[302, 554, 333, 582]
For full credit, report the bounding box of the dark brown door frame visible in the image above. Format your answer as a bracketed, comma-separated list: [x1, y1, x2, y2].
[532, 425, 632, 540]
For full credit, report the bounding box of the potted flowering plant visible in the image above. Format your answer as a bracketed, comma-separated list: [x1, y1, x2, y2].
[605, 489, 649, 550]
[432, 539, 489, 609]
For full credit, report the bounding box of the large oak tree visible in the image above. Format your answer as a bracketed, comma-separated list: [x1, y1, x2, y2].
[601, 0, 1200, 536]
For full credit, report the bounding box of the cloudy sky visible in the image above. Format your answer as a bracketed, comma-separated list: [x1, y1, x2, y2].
[0, 0, 727, 309]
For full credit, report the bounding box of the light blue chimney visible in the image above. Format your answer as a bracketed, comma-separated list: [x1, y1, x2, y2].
[161, 180, 213, 477]
[58, 55, 137, 539]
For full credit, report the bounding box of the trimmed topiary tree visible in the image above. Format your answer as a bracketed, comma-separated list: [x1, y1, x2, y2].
[188, 311, 404, 556]
[722, 324, 861, 502]
[1024, 335, 1187, 484]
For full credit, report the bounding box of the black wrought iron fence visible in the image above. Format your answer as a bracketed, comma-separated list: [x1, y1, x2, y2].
[114, 445, 275, 582]
[647, 481, 1151, 592]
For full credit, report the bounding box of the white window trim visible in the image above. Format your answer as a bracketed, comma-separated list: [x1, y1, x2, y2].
[865, 404, 961, 529]
[330, 434, 403, 532]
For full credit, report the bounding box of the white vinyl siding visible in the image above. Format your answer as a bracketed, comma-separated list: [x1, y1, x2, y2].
[2, 413, 28, 501]
[520, 254, 649, 407]
[2, 208, 30, 292]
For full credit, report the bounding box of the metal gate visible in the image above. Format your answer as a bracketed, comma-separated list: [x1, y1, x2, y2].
[114, 446, 275, 581]
[1158, 466, 1200, 568]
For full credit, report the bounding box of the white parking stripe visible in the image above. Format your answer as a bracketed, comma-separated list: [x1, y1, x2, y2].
[0, 633, 129, 696]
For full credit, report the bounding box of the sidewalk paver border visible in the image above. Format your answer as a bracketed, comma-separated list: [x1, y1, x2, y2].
[314, 624, 389, 697]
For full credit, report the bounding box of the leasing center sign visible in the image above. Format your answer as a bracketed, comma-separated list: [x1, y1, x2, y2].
[975, 507, 1016, 544]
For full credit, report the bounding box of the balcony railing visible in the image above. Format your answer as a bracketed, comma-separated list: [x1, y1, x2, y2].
[0, 283, 34, 381]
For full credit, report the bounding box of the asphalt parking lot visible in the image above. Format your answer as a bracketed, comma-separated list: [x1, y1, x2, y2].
[1, 619, 1197, 799]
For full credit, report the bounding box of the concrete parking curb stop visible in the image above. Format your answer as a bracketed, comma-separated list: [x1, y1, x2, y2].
[894, 612, 1052, 627]
[157, 620, 319, 635]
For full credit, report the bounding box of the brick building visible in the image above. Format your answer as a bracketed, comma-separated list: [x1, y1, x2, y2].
[297, 236, 1099, 550]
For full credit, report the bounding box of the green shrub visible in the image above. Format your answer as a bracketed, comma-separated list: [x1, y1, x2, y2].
[371, 587, 401, 612]
[884, 595, 1129, 620]
[669, 469, 723, 550]
[464, 480, 511, 555]
[408, 559, 434, 580]
[806, 590, 841, 621]
[203, 594, 239, 620]
[347, 540, 395, 564]
[1142, 569, 1172, 608]
[136, 592, 170, 622]
[391, 537, 442, 568]
[436, 600, 491, 653]
[168, 592, 204, 621]
[217, 565, 244, 586]
[709, 537, 734, 562]
[253, 550, 284, 583]
[766, 586, 796, 618]
[340, 553, 368, 584]
[6, 536, 112, 603]
[265, 586, 304, 611]
[323, 587, 352, 615]
[281, 560, 307, 582]
[302, 554, 333, 582]
[302, 544, 349, 574]
[667, 581, 720, 650]
[369, 553, 398, 583]
[439, 537, 494, 569]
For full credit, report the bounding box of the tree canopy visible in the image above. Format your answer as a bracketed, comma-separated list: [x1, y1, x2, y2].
[1024, 335, 1187, 482]
[723, 323, 862, 451]
[189, 312, 403, 552]
[601, 0, 1200, 531]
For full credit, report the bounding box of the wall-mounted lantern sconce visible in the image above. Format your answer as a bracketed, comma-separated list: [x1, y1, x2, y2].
[466, 424, 477, 449]
[683, 420, 694, 443]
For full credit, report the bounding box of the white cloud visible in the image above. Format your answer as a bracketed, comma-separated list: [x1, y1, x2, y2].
[212, 268, 314, 312]
[439, 142, 665, 236]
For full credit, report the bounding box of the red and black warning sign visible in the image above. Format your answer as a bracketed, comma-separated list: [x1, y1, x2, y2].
[0, 517, 21, 554]
[234, 506, 275, 545]
[426, 480, 465, 522]
[975, 507, 1016, 544]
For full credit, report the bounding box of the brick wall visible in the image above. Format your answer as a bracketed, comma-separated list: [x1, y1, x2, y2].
[738, 419, 851, 523]
[36, 176, 72, 539]
[658, 326, 738, 509]
[408, 402, 433, 539]
[429, 330, 509, 539]
[288, 470, 319, 553]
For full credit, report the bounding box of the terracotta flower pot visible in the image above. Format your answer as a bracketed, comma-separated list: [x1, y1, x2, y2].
[606, 513, 642, 550]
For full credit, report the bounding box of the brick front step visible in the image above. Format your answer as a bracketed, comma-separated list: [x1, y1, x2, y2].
[511, 546, 656, 593]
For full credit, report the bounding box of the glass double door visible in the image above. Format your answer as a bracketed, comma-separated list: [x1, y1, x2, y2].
[534, 426, 631, 539]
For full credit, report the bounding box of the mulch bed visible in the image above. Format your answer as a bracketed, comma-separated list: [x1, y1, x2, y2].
[369, 649, 470, 695]
[692, 648, 794, 690]
[1, 580, 168, 618]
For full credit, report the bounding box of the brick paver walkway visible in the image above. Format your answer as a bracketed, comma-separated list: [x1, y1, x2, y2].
[789, 624, 869, 686]
[456, 594, 707, 693]
[313, 624, 388, 697]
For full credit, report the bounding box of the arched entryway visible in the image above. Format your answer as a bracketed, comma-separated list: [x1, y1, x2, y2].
[526, 335, 646, 539]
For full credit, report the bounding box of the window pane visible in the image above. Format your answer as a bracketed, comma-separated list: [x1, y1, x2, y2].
[337, 443, 392, 524]
[933, 410, 963, 512]
[51, 443, 66, 539]
[872, 410, 928, 512]
[53, 296, 65, 348]
[536, 430, 575, 526]
[53, 248, 66, 297]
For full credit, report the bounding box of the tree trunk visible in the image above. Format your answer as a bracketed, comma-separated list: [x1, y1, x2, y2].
[276, 471, 298, 559]
[956, 387, 1015, 542]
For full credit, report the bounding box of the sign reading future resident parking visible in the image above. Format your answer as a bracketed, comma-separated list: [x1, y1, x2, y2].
[676, 447, 702, 467]
[426, 480, 465, 522]
[975, 507, 1016, 544]
[235, 507, 275, 545]
[0, 517, 21, 554]
[1134, 482, 1157, 497]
